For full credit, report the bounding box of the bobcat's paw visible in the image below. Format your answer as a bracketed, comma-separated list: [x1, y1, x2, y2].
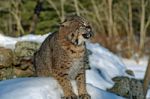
[79, 94, 91, 99]
[62, 95, 77, 99]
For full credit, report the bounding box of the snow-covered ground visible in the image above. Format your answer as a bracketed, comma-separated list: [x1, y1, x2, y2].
[0, 33, 49, 49]
[0, 78, 124, 99]
[123, 57, 148, 79]
[0, 33, 148, 99]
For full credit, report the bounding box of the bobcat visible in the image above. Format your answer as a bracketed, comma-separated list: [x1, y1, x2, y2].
[34, 15, 93, 99]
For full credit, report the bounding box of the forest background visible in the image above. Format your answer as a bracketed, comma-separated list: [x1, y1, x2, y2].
[0, 0, 150, 58]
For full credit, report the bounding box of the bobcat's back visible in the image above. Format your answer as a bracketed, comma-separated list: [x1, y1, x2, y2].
[34, 15, 93, 99]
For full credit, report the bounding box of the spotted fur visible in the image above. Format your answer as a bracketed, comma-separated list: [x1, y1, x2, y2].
[34, 15, 93, 99]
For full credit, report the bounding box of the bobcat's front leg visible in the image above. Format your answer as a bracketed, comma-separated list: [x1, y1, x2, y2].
[54, 73, 77, 99]
[76, 69, 91, 99]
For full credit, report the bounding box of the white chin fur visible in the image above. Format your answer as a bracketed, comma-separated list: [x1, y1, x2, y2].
[76, 38, 87, 45]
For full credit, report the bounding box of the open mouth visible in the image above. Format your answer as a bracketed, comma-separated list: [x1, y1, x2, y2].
[82, 32, 93, 39]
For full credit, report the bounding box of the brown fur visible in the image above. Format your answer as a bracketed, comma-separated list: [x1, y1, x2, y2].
[34, 15, 93, 99]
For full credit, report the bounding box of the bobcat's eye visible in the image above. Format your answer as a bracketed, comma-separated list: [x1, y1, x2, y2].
[85, 26, 90, 29]
[79, 26, 84, 29]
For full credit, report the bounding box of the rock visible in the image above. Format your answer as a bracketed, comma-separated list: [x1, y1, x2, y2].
[14, 56, 33, 69]
[0, 41, 39, 80]
[12, 41, 39, 78]
[0, 47, 13, 68]
[130, 79, 144, 99]
[13, 67, 34, 77]
[14, 41, 40, 57]
[125, 69, 135, 76]
[108, 76, 130, 97]
[0, 67, 14, 80]
[108, 76, 144, 99]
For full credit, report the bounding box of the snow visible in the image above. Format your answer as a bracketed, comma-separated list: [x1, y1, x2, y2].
[0, 33, 49, 49]
[86, 43, 126, 90]
[122, 57, 148, 79]
[0, 33, 147, 99]
[0, 77, 124, 99]
[0, 78, 62, 99]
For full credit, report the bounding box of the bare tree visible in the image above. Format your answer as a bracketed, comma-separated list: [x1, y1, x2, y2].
[73, 0, 80, 16]
[139, 0, 150, 56]
[88, 0, 106, 35]
[29, 0, 44, 34]
[127, 0, 135, 56]
[139, 0, 146, 56]
[60, 0, 65, 22]
[47, 0, 65, 22]
[107, 0, 113, 37]
[10, 0, 24, 36]
[143, 57, 150, 98]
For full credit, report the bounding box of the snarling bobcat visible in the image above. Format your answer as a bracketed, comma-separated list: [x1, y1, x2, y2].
[34, 15, 93, 99]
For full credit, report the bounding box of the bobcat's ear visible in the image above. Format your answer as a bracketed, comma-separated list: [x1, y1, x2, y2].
[60, 16, 72, 27]
[60, 21, 70, 27]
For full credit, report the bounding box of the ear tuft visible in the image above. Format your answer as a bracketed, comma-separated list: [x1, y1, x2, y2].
[61, 21, 70, 27]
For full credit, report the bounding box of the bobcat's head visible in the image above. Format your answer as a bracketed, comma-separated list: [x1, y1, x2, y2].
[59, 15, 93, 45]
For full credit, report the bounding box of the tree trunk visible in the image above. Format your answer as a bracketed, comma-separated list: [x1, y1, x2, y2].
[127, 0, 135, 57]
[29, 0, 43, 34]
[11, 0, 24, 36]
[60, 0, 65, 22]
[73, 0, 80, 16]
[139, 0, 146, 56]
[108, 0, 113, 37]
[143, 57, 150, 98]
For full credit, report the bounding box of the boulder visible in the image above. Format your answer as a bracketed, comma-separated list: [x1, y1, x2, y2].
[14, 41, 40, 57]
[13, 41, 39, 78]
[125, 69, 135, 76]
[13, 67, 34, 77]
[0, 47, 13, 68]
[0, 67, 14, 80]
[108, 77, 130, 97]
[0, 41, 40, 80]
[108, 76, 144, 99]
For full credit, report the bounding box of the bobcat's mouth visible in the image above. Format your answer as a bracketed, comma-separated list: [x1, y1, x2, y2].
[74, 27, 93, 45]
[74, 32, 93, 45]
[82, 32, 93, 39]
[81, 25, 93, 39]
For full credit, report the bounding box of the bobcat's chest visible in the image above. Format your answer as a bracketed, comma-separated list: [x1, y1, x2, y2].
[68, 58, 84, 80]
